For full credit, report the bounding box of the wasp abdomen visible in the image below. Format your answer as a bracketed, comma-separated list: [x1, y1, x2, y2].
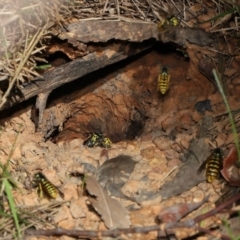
[158, 66, 170, 95]
[206, 152, 222, 183]
[34, 172, 59, 199]
[198, 148, 223, 183]
[41, 181, 58, 199]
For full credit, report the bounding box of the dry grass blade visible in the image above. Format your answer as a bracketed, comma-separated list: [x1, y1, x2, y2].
[0, 200, 69, 238]
[0, 23, 47, 108]
[0, 0, 239, 112]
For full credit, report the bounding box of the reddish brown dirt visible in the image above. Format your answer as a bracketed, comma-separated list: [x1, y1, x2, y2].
[0, 47, 239, 239]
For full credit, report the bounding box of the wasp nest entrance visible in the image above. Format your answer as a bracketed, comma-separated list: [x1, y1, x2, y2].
[42, 47, 199, 146]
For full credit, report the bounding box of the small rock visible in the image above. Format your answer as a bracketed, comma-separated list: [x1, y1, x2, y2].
[140, 146, 157, 159]
[149, 157, 165, 166]
[180, 113, 193, 128]
[167, 158, 181, 168]
[126, 142, 136, 151]
[54, 206, 75, 229]
[14, 192, 39, 207]
[194, 99, 212, 114]
[69, 198, 88, 219]
[192, 111, 202, 122]
[182, 191, 193, 202]
[68, 138, 82, 148]
[54, 205, 70, 224]
[62, 183, 79, 200]
[170, 142, 182, 153]
[178, 137, 190, 150]
[161, 115, 176, 133]
[224, 67, 236, 77]
[193, 190, 205, 202]
[151, 205, 162, 215]
[165, 149, 179, 160]
[140, 134, 153, 142]
[122, 180, 141, 194]
[152, 136, 172, 151]
[84, 211, 101, 230]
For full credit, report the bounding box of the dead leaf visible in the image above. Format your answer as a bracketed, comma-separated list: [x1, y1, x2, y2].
[198, 58, 215, 85]
[159, 27, 212, 47]
[86, 176, 131, 229]
[158, 195, 209, 223]
[221, 146, 240, 186]
[96, 155, 137, 199]
[224, 67, 236, 77]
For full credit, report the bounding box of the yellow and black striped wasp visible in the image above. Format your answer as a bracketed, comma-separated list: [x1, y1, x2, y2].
[83, 132, 102, 148]
[33, 172, 63, 199]
[83, 132, 112, 148]
[197, 148, 223, 183]
[158, 15, 180, 31]
[101, 137, 112, 148]
[158, 66, 170, 95]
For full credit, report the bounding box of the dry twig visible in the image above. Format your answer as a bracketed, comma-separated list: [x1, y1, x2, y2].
[25, 193, 240, 239]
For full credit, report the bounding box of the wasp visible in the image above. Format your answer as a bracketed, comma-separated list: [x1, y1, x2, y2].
[158, 66, 170, 95]
[158, 15, 180, 31]
[83, 132, 112, 148]
[197, 148, 223, 183]
[83, 132, 102, 147]
[33, 172, 63, 199]
[101, 137, 112, 148]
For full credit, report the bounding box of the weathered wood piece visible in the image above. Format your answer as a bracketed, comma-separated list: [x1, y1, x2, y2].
[1, 42, 151, 113]
[22, 43, 151, 99]
[38, 43, 152, 131]
[60, 20, 158, 43]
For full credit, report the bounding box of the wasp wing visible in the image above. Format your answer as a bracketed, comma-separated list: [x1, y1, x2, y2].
[197, 159, 208, 175]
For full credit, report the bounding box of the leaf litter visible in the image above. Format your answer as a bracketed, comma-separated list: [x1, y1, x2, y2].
[1, 0, 240, 239]
[1, 46, 239, 239]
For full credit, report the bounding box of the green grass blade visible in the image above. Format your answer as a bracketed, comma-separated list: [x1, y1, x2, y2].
[35, 64, 51, 70]
[0, 122, 22, 239]
[3, 178, 21, 239]
[213, 69, 240, 166]
[0, 162, 18, 189]
[200, 6, 239, 23]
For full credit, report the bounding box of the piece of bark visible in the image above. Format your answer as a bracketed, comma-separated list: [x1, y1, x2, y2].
[35, 91, 51, 130]
[21, 43, 151, 101]
[60, 20, 158, 43]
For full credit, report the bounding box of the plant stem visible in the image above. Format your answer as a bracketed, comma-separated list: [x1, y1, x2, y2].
[213, 69, 240, 166]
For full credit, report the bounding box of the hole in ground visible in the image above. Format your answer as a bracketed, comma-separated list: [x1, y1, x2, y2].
[46, 44, 200, 145]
